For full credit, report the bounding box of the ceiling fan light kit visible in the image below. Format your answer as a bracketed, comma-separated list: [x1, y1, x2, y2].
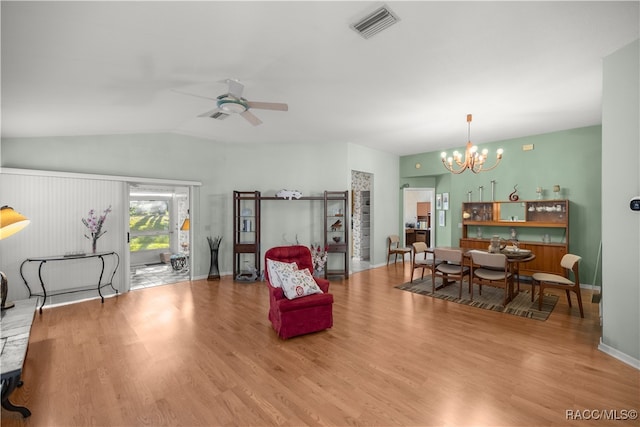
[441, 114, 504, 174]
[217, 98, 248, 114]
[178, 79, 288, 126]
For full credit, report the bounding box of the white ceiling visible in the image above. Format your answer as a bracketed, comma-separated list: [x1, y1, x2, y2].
[1, 1, 638, 156]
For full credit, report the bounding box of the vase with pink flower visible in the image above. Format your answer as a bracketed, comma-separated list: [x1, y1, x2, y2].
[82, 205, 112, 253]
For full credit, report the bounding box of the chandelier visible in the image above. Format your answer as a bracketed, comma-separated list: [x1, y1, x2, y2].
[441, 114, 503, 174]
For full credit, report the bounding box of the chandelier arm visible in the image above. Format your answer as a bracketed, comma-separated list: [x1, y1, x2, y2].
[441, 159, 469, 174]
[476, 158, 502, 172]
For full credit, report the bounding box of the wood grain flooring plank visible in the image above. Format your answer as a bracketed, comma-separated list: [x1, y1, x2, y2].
[1, 264, 637, 426]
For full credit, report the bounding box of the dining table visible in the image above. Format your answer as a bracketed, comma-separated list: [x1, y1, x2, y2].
[428, 246, 536, 300]
[499, 247, 537, 300]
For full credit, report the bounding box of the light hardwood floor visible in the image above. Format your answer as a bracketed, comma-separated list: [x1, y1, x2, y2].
[2, 263, 638, 426]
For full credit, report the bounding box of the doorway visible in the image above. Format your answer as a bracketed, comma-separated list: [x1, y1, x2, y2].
[403, 188, 435, 249]
[351, 170, 373, 272]
[128, 184, 190, 289]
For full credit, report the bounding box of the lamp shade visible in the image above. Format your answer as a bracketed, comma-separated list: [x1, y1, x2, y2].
[180, 218, 190, 231]
[0, 206, 30, 240]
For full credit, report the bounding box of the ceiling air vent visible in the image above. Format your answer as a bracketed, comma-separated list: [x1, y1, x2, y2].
[210, 112, 230, 120]
[350, 5, 400, 39]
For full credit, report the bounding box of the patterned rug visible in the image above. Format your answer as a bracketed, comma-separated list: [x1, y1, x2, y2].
[395, 277, 558, 321]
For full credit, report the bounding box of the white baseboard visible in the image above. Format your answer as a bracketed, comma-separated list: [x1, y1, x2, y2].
[598, 338, 640, 370]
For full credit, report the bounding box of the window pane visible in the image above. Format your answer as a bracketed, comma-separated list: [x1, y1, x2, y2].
[130, 201, 169, 232]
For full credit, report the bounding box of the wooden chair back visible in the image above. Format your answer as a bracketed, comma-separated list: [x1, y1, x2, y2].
[434, 248, 463, 264]
[470, 250, 508, 269]
[388, 235, 401, 249]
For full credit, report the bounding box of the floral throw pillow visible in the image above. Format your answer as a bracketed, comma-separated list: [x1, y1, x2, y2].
[266, 259, 298, 288]
[280, 268, 324, 300]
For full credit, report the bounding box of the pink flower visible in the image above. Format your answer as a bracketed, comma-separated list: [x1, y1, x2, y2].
[82, 205, 112, 240]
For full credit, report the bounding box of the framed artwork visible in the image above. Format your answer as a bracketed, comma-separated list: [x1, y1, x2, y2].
[443, 193, 449, 211]
[436, 194, 442, 210]
[439, 210, 446, 227]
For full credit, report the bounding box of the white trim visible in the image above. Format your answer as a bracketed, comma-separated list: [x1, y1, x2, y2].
[0, 167, 202, 186]
[598, 338, 640, 370]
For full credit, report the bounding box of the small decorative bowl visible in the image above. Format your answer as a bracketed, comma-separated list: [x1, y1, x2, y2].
[332, 236, 341, 243]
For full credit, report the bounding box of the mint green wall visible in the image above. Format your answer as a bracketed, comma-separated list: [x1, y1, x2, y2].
[400, 126, 602, 286]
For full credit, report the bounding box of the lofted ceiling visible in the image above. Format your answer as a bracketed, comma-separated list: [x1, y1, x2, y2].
[1, 1, 638, 156]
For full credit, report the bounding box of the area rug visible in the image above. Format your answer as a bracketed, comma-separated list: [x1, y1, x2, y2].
[395, 277, 558, 321]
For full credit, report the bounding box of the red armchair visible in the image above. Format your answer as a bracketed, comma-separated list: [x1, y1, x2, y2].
[264, 246, 334, 339]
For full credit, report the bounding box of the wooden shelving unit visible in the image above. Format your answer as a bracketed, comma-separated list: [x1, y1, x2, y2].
[232, 190, 349, 280]
[324, 191, 349, 277]
[233, 191, 261, 280]
[460, 199, 569, 276]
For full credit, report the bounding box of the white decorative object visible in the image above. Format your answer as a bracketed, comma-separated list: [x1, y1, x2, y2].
[276, 189, 303, 200]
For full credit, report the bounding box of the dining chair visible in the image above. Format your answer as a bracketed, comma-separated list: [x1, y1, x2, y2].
[387, 235, 412, 265]
[432, 248, 469, 297]
[532, 254, 583, 317]
[410, 242, 439, 283]
[469, 250, 513, 306]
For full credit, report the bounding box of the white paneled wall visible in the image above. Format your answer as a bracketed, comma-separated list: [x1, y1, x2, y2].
[0, 172, 126, 303]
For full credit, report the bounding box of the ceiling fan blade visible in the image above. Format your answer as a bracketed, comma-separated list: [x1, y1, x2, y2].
[172, 89, 219, 102]
[198, 108, 222, 118]
[222, 79, 244, 99]
[240, 110, 263, 126]
[246, 101, 288, 111]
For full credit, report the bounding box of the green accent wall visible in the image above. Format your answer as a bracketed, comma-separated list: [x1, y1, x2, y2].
[400, 125, 602, 286]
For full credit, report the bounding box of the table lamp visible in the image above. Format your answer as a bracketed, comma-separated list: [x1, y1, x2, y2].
[1, 206, 31, 310]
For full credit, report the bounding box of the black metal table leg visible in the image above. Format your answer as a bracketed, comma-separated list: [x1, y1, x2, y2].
[1, 375, 31, 417]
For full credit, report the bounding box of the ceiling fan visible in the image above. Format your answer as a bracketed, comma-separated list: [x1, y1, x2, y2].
[176, 79, 288, 126]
